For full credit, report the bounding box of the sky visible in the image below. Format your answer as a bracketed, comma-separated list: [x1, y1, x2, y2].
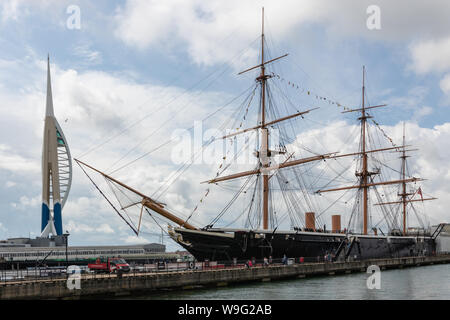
[0, 0, 450, 251]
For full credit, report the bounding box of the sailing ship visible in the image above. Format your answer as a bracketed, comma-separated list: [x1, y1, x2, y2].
[76, 9, 445, 262]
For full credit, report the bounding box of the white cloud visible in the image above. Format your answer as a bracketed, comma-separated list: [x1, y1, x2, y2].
[72, 43, 103, 65]
[0, 0, 22, 21]
[0, 0, 64, 23]
[96, 223, 115, 234]
[0, 144, 40, 174]
[409, 37, 450, 74]
[439, 74, 450, 94]
[383, 86, 432, 120]
[120, 235, 150, 244]
[113, 0, 333, 67]
[114, 0, 450, 67]
[19, 195, 40, 207]
[111, 0, 450, 106]
[63, 197, 107, 219]
[5, 181, 16, 188]
[66, 220, 94, 233]
[9, 195, 40, 212]
[65, 221, 115, 235]
[412, 106, 433, 122]
[408, 37, 450, 97]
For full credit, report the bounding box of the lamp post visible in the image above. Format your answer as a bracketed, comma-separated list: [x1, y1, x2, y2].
[63, 231, 70, 270]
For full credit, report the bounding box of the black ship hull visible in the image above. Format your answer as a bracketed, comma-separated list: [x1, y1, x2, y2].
[169, 227, 436, 262]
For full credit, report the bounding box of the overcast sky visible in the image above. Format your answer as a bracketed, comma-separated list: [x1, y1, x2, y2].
[1, 0, 449, 251]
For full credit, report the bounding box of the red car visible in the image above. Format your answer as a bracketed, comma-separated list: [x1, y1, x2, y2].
[88, 257, 130, 274]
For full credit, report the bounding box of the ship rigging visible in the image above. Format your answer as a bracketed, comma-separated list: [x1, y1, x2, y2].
[75, 9, 439, 261]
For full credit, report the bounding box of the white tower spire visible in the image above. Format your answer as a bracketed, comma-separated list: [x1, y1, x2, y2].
[41, 56, 72, 237]
[45, 54, 54, 117]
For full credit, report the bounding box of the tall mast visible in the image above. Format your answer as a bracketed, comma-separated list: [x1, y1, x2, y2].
[318, 67, 435, 235]
[401, 123, 407, 234]
[261, 7, 265, 126]
[204, 8, 352, 232]
[260, 7, 270, 230]
[206, 8, 336, 231]
[361, 66, 369, 235]
[317, 67, 416, 235]
[373, 124, 436, 230]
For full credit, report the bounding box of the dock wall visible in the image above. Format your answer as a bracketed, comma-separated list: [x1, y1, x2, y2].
[1, 255, 449, 299]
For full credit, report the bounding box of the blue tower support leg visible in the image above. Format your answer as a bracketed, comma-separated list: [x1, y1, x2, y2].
[41, 203, 50, 232]
[53, 202, 63, 235]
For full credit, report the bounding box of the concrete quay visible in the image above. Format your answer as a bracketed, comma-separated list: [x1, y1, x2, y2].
[1, 255, 449, 299]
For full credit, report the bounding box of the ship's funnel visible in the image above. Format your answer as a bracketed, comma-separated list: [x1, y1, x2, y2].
[332, 215, 341, 233]
[305, 212, 315, 231]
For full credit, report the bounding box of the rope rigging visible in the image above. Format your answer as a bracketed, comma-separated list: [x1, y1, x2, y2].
[74, 23, 436, 240]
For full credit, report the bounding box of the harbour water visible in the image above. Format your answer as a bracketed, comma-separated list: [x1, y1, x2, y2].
[128, 264, 449, 300]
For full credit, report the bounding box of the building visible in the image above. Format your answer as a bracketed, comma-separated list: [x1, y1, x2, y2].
[434, 224, 450, 254]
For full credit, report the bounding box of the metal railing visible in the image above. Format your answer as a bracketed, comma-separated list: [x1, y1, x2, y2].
[0, 257, 320, 283]
[2, 253, 447, 284]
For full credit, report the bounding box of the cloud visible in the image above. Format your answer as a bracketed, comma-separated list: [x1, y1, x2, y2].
[5, 181, 16, 188]
[0, 0, 23, 21]
[65, 221, 115, 234]
[0, 144, 40, 174]
[408, 37, 450, 97]
[72, 43, 103, 65]
[409, 37, 450, 75]
[440, 74, 450, 94]
[412, 106, 433, 122]
[111, 0, 450, 106]
[113, 0, 339, 67]
[120, 235, 150, 244]
[96, 223, 115, 234]
[383, 86, 433, 121]
[18, 195, 40, 208]
[113, 0, 450, 66]
[0, 0, 64, 23]
[66, 220, 94, 233]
